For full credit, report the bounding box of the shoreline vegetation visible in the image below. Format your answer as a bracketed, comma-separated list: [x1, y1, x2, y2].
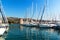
[7, 17, 20, 24]
[7, 17, 60, 24]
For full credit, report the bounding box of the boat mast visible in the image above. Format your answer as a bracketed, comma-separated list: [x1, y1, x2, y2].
[36, 2, 38, 22]
[31, 2, 34, 19]
[0, 0, 8, 23]
[39, 0, 47, 23]
[37, 8, 41, 21]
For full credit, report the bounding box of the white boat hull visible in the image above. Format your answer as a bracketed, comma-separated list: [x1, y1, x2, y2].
[0, 28, 6, 35]
[0, 24, 9, 36]
[39, 24, 57, 27]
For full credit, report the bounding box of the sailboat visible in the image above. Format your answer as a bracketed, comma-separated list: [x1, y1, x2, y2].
[22, 0, 57, 28]
[37, 0, 57, 28]
[0, 0, 9, 36]
[21, 2, 37, 27]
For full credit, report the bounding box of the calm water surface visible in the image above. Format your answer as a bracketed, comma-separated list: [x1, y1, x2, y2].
[2, 24, 60, 40]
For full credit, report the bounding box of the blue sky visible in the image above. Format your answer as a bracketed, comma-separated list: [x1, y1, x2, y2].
[2, 0, 60, 20]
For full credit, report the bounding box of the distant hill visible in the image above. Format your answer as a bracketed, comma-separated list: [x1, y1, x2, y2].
[7, 17, 20, 24]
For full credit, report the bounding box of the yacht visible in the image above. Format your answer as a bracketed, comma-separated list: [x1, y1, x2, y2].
[0, 17, 9, 36]
[21, 21, 37, 27]
[0, 0, 9, 36]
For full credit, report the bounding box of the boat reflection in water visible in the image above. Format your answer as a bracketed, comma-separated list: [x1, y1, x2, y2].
[5, 24, 60, 40]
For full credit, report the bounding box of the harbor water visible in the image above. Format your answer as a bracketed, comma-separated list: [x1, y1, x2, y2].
[1, 24, 60, 40]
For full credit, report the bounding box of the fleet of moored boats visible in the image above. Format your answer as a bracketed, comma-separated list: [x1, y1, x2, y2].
[0, 0, 60, 37]
[21, 22, 60, 29]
